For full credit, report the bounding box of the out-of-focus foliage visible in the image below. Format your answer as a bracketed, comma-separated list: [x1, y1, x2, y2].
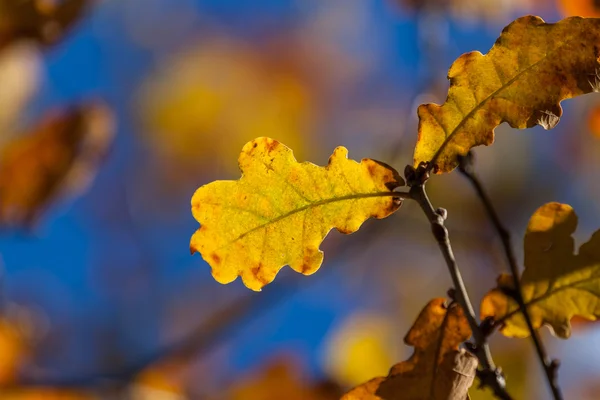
[0, 311, 96, 399]
[322, 312, 399, 388]
[128, 362, 188, 400]
[0, 0, 92, 51]
[557, 0, 600, 17]
[343, 299, 477, 400]
[397, 0, 546, 23]
[587, 104, 600, 138]
[413, 15, 600, 173]
[136, 38, 314, 171]
[224, 358, 342, 400]
[481, 202, 600, 338]
[190, 137, 404, 291]
[0, 102, 115, 228]
[0, 43, 40, 138]
[0, 318, 27, 386]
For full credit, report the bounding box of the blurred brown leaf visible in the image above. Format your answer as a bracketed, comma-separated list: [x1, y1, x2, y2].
[0, 0, 93, 51]
[0, 101, 115, 228]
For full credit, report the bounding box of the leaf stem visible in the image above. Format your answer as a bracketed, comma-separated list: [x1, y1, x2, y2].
[408, 174, 512, 400]
[458, 152, 563, 400]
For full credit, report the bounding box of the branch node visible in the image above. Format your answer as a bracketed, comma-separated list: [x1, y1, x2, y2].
[550, 359, 560, 380]
[436, 207, 448, 220]
[480, 316, 498, 338]
[447, 287, 456, 301]
[457, 151, 475, 175]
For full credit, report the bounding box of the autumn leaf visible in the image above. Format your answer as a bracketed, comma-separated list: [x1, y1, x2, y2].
[413, 15, 600, 173]
[190, 137, 404, 291]
[481, 202, 600, 338]
[225, 358, 342, 400]
[0, 101, 115, 228]
[342, 299, 477, 400]
[0, 0, 92, 51]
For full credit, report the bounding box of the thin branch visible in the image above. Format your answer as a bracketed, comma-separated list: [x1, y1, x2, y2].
[406, 165, 512, 400]
[458, 152, 563, 400]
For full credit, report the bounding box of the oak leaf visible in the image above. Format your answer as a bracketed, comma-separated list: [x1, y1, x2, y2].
[0, 101, 115, 228]
[190, 137, 404, 291]
[0, 0, 91, 51]
[342, 299, 477, 400]
[413, 15, 600, 173]
[481, 202, 600, 338]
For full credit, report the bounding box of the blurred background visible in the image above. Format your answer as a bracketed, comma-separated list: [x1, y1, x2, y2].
[0, 0, 600, 399]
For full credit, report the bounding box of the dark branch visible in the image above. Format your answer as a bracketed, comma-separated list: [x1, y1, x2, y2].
[458, 151, 563, 400]
[407, 163, 512, 400]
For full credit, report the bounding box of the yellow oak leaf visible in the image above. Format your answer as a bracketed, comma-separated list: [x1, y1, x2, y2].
[189, 137, 404, 291]
[342, 299, 477, 400]
[481, 202, 600, 338]
[413, 15, 600, 173]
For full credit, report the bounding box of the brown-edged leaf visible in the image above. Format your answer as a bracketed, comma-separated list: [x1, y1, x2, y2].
[190, 137, 404, 291]
[413, 15, 600, 173]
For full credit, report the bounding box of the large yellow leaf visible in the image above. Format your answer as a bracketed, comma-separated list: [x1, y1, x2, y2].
[189, 137, 404, 291]
[342, 299, 477, 400]
[481, 202, 600, 338]
[413, 15, 600, 173]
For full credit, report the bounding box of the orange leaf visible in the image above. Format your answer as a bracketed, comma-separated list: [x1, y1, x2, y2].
[343, 299, 477, 400]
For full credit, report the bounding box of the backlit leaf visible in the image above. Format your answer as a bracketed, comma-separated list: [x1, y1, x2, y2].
[0, 0, 91, 51]
[189, 137, 404, 291]
[0, 101, 115, 228]
[413, 16, 600, 173]
[342, 299, 477, 400]
[481, 202, 600, 338]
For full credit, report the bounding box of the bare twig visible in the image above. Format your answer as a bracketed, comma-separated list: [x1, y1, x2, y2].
[406, 164, 512, 400]
[458, 152, 563, 400]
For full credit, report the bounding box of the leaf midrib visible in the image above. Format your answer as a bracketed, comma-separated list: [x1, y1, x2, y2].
[500, 272, 600, 322]
[226, 191, 402, 246]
